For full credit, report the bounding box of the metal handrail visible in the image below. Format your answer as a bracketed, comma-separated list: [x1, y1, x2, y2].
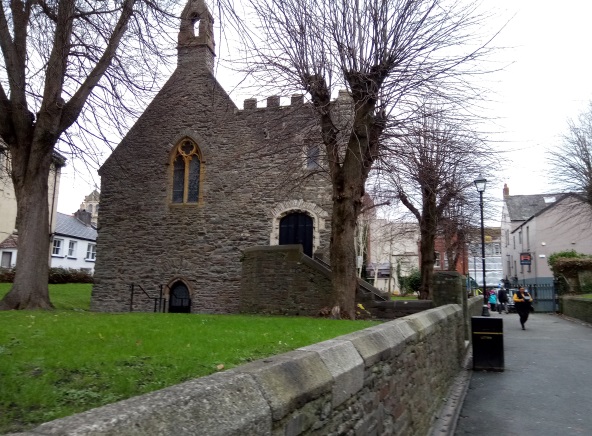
[129, 283, 164, 312]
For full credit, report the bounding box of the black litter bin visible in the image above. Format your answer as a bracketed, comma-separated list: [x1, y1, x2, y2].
[471, 316, 504, 371]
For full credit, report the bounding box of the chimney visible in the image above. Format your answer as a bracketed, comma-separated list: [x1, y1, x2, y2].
[503, 183, 509, 198]
[74, 209, 93, 226]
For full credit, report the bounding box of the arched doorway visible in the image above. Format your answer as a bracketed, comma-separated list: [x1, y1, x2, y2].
[279, 212, 313, 256]
[168, 281, 191, 313]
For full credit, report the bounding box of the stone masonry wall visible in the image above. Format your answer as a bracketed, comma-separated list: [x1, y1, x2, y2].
[240, 245, 333, 316]
[20, 304, 466, 436]
[92, 45, 333, 314]
[560, 296, 592, 324]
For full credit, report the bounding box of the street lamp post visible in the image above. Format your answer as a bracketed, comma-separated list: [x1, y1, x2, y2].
[474, 174, 490, 317]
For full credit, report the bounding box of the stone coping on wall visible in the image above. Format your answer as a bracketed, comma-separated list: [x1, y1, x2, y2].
[14, 304, 466, 436]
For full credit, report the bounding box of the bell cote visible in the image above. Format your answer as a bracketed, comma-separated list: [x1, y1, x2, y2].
[177, 0, 215, 71]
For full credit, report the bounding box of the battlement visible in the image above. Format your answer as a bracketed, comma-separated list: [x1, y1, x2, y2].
[241, 90, 352, 111]
[242, 94, 304, 110]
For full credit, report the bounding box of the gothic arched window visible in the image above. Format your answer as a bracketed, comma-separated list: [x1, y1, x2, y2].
[171, 139, 202, 204]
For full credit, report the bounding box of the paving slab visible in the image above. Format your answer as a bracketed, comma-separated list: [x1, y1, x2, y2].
[455, 313, 592, 435]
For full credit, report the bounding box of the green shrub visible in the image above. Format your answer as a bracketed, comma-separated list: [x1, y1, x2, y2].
[399, 268, 421, 296]
[0, 268, 93, 284]
[548, 250, 592, 276]
[0, 267, 15, 282]
[548, 250, 587, 269]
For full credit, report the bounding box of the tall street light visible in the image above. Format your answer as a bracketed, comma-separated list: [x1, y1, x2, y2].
[474, 174, 490, 317]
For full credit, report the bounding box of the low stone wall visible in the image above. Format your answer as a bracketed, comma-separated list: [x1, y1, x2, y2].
[240, 245, 334, 316]
[18, 304, 467, 436]
[367, 300, 433, 319]
[560, 296, 592, 324]
[241, 245, 390, 317]
[468, 295, 485, 317]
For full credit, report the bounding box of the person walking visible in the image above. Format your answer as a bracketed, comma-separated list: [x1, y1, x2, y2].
[488, 290, 498, 312]
[497, 287, 509, 314]
[513, 287, 533, 329]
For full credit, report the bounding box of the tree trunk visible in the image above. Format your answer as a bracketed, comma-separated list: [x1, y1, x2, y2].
[418, 222, 436, 300]
[418, 189, 438, 300]
[0, 148, 53, 310]
[330, 196, 358, 319]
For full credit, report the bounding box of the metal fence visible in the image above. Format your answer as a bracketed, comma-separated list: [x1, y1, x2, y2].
[530, 282, 557, 312]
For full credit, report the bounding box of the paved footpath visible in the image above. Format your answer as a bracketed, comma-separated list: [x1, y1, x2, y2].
[455, 312, 592, 435]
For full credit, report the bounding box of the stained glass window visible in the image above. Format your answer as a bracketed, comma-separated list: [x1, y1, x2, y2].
[171, 139, 201, 204]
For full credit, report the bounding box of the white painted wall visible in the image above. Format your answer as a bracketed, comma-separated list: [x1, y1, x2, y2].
[50, 236, 96, 274]
[506, 196, 592, 285]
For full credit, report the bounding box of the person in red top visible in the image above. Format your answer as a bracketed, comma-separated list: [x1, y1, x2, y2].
[513, 287, 534, 330]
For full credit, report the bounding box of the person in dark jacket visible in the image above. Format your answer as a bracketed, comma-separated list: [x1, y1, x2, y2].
[497, 288, 509, 314]
[513, 287, 533, 329]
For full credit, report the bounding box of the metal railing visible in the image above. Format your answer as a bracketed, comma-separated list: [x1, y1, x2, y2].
[312, 255, 388, 302]
[129, 283, 165, 313]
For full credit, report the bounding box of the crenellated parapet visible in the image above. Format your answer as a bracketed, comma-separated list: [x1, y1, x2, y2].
[240, 90, 352, 111]
[241, 94, 304, 111]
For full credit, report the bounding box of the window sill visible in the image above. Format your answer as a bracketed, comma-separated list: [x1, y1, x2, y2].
[51, 255, 65, 258]
[85, 259, 96, 262]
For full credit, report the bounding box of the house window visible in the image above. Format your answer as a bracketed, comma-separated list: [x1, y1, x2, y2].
[1, 252, 12, 268]
[493, 243, 501, 256]
[518, 231, 522, 245]
[305, 144, 321, 170]
[526, 226, 530, 249]
[86, 243, 96, 261]
[172, 139, 202, 204]
[434, 252, 441, 269]
[68, 241, 77, 258]
[52, 238, 63, 256]
[505, 229, 509, 247]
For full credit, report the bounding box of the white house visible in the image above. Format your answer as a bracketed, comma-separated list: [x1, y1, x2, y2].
[501, 185, 592, 288]
[366, 219, 420, 294]
[0, 143, 65, 268]
[0, 233, 17, 268]
[50, 211, 97, 274]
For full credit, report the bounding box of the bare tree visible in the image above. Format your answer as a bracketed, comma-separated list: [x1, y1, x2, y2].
[440, 199, 469, 271]
[0, 0, 186, 310]
[377, 104, 495, 299]
[548, 101, 592, 204]
[241, 0, 498, 317]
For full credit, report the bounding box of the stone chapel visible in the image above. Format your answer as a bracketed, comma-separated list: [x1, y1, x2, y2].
[91, 0, 342, 313]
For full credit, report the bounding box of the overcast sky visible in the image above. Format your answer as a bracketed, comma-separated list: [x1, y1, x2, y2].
[56, 0, 592, 216]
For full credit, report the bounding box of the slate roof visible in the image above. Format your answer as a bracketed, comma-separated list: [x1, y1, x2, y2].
[510, 193, 586, 233]
[0, 233, 18, 249]
[504, 193, 567, 222]
[54, 212, 97, 241]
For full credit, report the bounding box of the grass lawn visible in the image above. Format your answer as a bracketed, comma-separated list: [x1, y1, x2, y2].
[0, 283, 378, 433]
